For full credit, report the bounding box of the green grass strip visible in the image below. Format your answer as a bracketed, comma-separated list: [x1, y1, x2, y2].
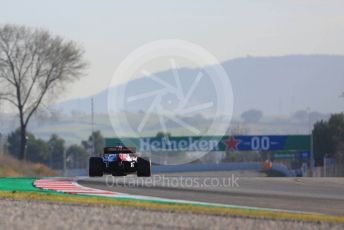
[0, 177, 41, 192]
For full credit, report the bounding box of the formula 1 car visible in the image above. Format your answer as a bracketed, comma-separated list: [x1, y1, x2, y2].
[89, 146, 151, 177]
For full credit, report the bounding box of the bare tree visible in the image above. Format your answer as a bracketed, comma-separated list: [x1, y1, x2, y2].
[0, 24, 87, 160]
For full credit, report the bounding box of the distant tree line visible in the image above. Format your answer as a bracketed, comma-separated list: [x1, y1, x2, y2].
[5, 129, 104, 170]
[241, 109, 263, 123]
[313, 113, 344, 167]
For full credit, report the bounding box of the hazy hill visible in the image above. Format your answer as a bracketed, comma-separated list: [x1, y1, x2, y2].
[53, 54, 344, 116]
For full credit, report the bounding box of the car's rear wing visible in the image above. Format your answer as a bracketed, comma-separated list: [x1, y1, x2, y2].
[104, 146, 136, 154]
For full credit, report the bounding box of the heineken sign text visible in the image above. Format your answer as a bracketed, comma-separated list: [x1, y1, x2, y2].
[140, 137, 219, 152]
[106, 135, 311, 152]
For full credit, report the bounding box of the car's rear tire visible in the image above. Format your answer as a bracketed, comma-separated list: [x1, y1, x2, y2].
[137, 157, 151, 177]
[89, 157, 104, 177]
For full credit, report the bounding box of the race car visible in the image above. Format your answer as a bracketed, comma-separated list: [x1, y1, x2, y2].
[89, 146, 151, 177]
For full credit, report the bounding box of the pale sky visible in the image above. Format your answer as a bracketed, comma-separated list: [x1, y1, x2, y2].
[1, 0, 344, 102]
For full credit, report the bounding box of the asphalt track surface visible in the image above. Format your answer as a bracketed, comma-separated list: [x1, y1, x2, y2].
[78, 171, 344, 216]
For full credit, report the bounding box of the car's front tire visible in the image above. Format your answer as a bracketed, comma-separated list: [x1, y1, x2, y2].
[89, 157, 104, 177]
[137, 157, 151, 177]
